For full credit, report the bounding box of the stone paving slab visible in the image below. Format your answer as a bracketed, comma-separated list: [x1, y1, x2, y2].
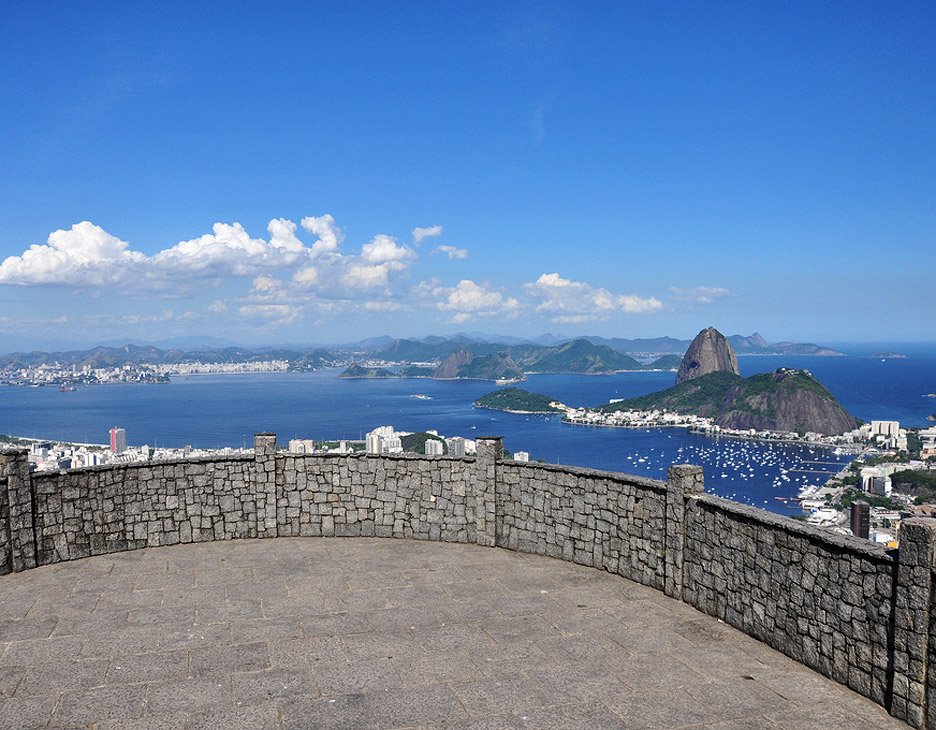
[0, 537, 909, 729]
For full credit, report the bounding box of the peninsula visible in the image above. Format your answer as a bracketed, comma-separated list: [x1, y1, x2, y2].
[473, 388, 563, 414]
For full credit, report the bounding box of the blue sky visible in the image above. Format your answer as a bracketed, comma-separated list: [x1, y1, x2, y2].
[1, 1, 933, 350]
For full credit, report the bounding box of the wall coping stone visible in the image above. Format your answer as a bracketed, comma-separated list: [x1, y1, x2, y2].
[29, 454, 255, 480]
[498, 459, 667, 492]
[695, 492, 893, 562]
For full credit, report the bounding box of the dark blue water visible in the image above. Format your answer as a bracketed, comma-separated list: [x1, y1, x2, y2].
[1, 350, 933, 516]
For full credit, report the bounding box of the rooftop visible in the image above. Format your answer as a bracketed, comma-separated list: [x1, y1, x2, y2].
[0, 538, 905, 729]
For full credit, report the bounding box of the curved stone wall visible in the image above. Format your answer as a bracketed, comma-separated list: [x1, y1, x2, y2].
[2, 435, 935, 727]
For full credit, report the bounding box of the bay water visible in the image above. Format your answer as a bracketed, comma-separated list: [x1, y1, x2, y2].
[1, 349, 933, 516]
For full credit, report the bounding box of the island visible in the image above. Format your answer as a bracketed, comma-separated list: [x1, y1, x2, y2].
[338, 364, 398, 378]
[474, 387, 564, 414]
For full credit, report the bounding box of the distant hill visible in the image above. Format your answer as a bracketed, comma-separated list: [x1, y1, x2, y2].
[600, 368, 857, 436]
[338, 364, 397, 378]
[0, 344, 334, 371]
[433, 349, 524, 381]
[527, 338, 641, 374]
[645, 354, 682, 370]
[474, 388, 563, 413]
[400, 432, 448, 455]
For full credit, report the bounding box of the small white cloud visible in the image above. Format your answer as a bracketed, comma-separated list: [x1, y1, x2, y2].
[342, 262, 396, 291]
[360, 234, 414, 265]
[208, 299, 227, 313]
[267, 218, 307, 254]
[669, 286, 730, 304]
[436, 279, 519, 322]
[300, 214, 343, 258]
[251, 276, 282, 294]
[361, 300, 404, 312]
[292, 266, 319, 288]
[525, 273, 662, 322]
[238, 303, 301, 326]
[434, 245, 468, 260]
[412, 225, 443, 244]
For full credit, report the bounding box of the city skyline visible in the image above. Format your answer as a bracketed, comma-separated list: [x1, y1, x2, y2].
[1, 3, 934, 349]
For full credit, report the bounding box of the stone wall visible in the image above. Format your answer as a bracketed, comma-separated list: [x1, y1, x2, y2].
[3, 437, 936, 726]
[683, 496, 895, 713]
[497, 461, 668, 589]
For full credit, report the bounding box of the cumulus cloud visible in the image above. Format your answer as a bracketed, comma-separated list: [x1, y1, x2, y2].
[208, 299, 227, 313]
[0, 221, 145, 286]
[0, 215, 420, 306]
[435, 279, 519, 323]
[434, 245, 469, 259]
[669, 286, 730, 304]
[360, 234, 415, 265]
[150, 222, 303, 280]
[412, 225, 443, 244]
[266, 218, 307, 254]
[525, 273, 662, 322]
[300, 214, 343, 258]
[292, 265, 319, 288]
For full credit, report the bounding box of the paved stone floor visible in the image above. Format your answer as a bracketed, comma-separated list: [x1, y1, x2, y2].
[0, 538, 908, 729]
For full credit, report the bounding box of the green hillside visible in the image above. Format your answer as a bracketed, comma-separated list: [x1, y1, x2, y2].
[601, 371, 742, 416]
[599, 368, 857, 436]
[400, 432, 447, 454]
[645, 354, 682, 370]
[338, 364, 397, 378]
[528, 338, 641, 374]
[474, 387, 562, 413]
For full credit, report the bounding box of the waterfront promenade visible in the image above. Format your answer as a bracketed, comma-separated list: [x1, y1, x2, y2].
[0, 538, 904, 728]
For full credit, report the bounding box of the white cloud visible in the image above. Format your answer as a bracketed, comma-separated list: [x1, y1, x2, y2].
[412, 225, 443, 244]
[267, 218, 307, 254]
[361, 300, 404, 312]
[0, 221, 145, 286]
[341, 262, 396, 291]
[251, 276, 282, 294]
[434, 245, 469, 259]
[150, 221, 308, 281]
[669, 286, 730, 304]
[238, 304, 301, 326]
[360, 234, 414, 265]
[292, 266, 319, 288]
[525, 273, 662, 322]
[0, 215, 419, 305]
[208, 299, 227, 313]
[300, 214, 343, 258]
[435, 279, 519, 322]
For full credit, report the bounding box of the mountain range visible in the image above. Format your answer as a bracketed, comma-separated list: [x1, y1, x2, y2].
[0, 331, 841, 374]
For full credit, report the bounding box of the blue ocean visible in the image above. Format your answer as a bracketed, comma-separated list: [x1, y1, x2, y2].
[1, 348, 933, 516]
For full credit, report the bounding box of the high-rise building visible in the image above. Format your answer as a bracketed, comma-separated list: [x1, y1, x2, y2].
[425, 439, 444, 456]
[366, 433, 383, 454]
[109, 427, 127, 454]
[446, 437, 466, 457]
[850, 501, 870, 540]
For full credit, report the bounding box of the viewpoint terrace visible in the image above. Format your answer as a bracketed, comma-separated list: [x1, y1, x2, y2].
[0, 435, 933, 727]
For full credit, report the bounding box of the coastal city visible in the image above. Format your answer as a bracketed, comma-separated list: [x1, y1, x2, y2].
[7, 413, 934, 550]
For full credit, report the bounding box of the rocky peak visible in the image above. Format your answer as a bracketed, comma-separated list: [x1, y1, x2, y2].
[676, 327, 740, 384]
